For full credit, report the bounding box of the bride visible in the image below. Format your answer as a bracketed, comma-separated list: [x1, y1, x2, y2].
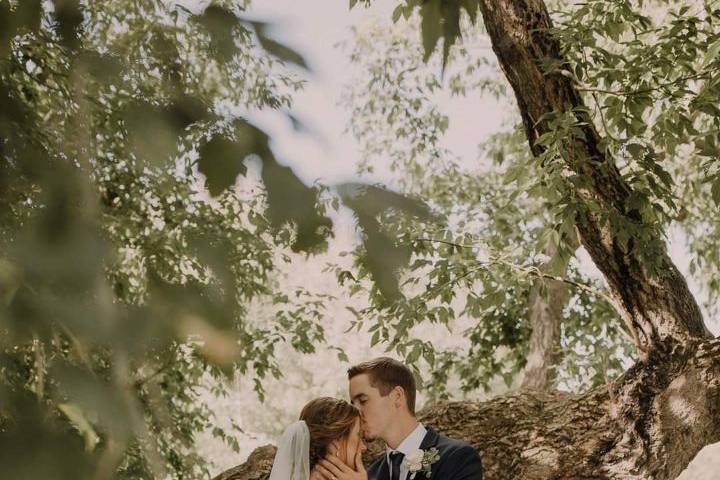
[269, 397, 368, 480]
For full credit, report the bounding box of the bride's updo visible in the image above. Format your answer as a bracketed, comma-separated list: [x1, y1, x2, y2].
[299, 397, 360, 468]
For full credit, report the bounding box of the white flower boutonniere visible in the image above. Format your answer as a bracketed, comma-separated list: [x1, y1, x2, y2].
[404, 447, 440, 479]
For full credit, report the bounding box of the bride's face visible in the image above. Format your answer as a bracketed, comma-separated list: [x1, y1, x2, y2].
[332, 417, 366, 466]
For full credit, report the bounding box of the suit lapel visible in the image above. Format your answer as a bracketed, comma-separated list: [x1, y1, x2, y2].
[419, 427, 439, 450]
[369, 454, 390, 480]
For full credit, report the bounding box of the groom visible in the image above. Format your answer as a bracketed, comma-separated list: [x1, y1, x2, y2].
[348, 357, 483, 480]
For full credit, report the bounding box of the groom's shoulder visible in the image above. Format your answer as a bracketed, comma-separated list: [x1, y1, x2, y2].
[430, 429, 483, 474]
[432, 430, 481, 458]
[435, 430, 475, 449]
[430, 430, 483, 479]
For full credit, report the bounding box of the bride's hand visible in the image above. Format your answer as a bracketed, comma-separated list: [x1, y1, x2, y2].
[315, 448, 367, 480]
[309, 467, 325, 480]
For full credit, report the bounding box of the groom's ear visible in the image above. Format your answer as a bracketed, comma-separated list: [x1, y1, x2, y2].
[391, 385, 406, 409]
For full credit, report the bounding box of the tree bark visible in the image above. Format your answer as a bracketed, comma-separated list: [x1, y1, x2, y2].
[215, 1, 720, 478]
[422, 337, 720, 479]
[520, 235, 578, 391]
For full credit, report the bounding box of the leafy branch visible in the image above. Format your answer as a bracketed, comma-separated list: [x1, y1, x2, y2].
[575, 65, 720, 98]
[412, 237, 615, 304]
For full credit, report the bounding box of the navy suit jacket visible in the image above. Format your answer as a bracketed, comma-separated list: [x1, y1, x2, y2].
[367, 427, 483, 480]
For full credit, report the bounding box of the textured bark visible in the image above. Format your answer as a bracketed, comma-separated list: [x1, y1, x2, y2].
[520, 235, 578, 391]
[213, 445, 276, 480]
[215, 338, 720, 480]
[215, 1, 720, 479]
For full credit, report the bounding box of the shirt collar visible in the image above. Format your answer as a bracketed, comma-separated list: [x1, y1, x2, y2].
[386, 423, 427, 458]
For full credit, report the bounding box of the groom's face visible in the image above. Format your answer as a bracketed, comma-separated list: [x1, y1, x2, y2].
[349, 373, 394, 440]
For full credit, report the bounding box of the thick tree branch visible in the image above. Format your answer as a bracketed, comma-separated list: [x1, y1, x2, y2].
[477, 0, 709, 356]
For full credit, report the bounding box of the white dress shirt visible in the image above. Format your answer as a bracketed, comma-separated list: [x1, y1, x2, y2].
[385, 423, 428, 480]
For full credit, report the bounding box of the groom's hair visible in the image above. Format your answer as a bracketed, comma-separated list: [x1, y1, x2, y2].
[348, 357, 416, 414]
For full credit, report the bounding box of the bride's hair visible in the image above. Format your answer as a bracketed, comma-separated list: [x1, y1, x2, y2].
[299, 397, 360, 468]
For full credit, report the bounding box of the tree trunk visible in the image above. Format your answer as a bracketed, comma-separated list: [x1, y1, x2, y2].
[520, 235, 578, 391]
[215, 1, 720, 478]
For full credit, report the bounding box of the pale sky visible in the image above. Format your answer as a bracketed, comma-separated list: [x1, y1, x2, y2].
[245, 0, 510, 185]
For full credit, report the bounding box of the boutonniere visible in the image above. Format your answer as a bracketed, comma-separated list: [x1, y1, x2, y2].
[404, 447, 440, 479]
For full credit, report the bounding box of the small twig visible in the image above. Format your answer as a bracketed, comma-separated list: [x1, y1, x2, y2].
[423, 263, 487, 299]
[32, 334, 45, 401]
[591, 89, 621, 143]
[132, 350, 178, 389]
[576, 65, 720, 97]
[56, 321, 94, 370]
[582, 50, 622, 144]
[413, 237, 482, 249]
[495, 258, 616, 305]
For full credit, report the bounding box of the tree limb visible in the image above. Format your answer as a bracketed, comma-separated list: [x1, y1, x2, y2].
[477, 0, 709, 357]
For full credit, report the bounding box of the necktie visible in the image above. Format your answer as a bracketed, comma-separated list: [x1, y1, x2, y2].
[389, 451, 405, 480]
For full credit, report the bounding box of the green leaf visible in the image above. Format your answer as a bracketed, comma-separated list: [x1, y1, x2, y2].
[704, 37, 720, 66]
[420, 0, 442, 63]
[712, 179, 720, 206]
[338, 183, 432, 302]
[123, 96, 208, 169]
[195, 4, 241, 62]
[337, 183, 432, 218]
[440, 0, 461, 71]
[415, 0, 479, 69]
[263, 162, 332, 251]
[14, 0, 43, 33]
[252, 22, 308, 69]
[0, 258, 22, 306]
[0, 2, 12, 59]
[198, 136, 252, 196]
[77, 50, 123, 83]
[392, 5, 404, 23]
[0, 394, 96, 479]
[370, 329, 381, 346]
[460, 0, 480, 24]
[51, 0, 83, 49]
[407, 344, 421, 364]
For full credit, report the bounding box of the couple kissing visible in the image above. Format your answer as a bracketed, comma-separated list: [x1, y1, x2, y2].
[268, 357, 483, 480]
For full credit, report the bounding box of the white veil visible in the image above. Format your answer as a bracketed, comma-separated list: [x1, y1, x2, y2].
[268, 420, 311, 480]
